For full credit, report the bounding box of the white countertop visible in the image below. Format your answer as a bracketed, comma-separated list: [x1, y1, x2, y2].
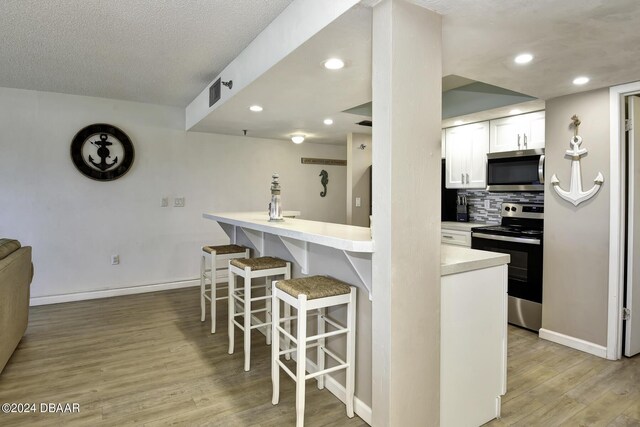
[441, 221, 495, 232]
[204, 212, 374, 253]
[441, 245, 510, 276]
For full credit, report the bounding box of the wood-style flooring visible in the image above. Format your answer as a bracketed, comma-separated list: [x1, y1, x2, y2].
[1, 287, 639, 426]
[0, 287, 367, 426]
[485, 326, 640, 427]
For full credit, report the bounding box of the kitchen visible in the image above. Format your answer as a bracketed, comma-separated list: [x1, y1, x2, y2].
[2, 1, 640, 426]
[185, 1, 636, 426]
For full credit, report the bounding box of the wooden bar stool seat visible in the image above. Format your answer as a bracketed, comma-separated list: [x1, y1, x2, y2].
[228, 256, 291, 371]
[200, 244, 250, 333]
[271, 275, 357, 427]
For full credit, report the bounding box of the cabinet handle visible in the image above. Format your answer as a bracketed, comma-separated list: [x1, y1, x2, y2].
[461, 173, 464, 184]
[524, 134, 528, 148]
[442, 235, 454, 239]
[466, 173, 469, 184]
[517, 134, 521, 148]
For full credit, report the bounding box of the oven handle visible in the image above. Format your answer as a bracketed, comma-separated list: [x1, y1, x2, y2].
[472, 232, 541, 245]
[538, 155, 545, 184]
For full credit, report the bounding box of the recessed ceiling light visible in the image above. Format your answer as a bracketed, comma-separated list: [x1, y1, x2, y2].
[573, 76, 590, 85]
[454, 120, 464, 126]
[509, 109, 522, 115]
[323, 58, 345, 70]
[249, 105, 263, 112]
[324, 118, 334, 125]
[291, 135, 305, 144]
[514, 53, 533, 64]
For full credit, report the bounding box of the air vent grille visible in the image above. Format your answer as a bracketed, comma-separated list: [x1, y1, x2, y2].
[209, 78, 221, 107]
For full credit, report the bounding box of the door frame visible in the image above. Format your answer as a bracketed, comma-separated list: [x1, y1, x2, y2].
[608, 81, 640, 359]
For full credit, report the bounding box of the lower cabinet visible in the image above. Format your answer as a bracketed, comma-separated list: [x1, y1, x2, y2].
[441, 264, 508, 426]
[441, 229, 471, 247]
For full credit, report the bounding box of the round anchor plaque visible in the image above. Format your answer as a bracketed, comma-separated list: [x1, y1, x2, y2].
[70, 124, 135, 181]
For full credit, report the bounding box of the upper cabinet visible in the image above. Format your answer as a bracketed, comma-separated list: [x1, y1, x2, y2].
[489, 111, 545, 153]
[441, 129, 446, 159]
[445, 121, 490, 189]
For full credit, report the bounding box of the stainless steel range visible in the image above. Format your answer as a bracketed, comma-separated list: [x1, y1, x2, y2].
[471, 203, 543, 331]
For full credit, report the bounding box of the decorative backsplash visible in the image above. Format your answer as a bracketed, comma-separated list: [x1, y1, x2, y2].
[457, 190, 545, 223]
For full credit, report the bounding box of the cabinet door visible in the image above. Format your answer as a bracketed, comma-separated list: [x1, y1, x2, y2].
[466, 122, 490, 189]
[445, 126, 467, 188]
[489, 115, 524, 153]
[441, 129, 446, 159]
[523, 111, 545, 149]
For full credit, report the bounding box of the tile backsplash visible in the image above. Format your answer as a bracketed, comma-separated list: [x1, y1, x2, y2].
[457, 190, 544, 223]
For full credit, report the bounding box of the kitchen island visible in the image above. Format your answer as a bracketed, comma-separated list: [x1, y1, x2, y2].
[204, 212, 509, 426]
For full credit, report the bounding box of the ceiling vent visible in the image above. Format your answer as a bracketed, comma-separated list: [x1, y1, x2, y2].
[356, 120, 372, 127]
[209, 78, 221, 107]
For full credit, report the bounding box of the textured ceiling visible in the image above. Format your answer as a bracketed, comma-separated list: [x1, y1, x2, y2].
[0, 0, 293, 106]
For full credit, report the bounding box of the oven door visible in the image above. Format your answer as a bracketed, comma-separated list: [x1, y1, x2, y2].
[471, 233, 543, 303]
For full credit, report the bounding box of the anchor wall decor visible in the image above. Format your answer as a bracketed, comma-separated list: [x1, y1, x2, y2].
[551, 115, 604, 206]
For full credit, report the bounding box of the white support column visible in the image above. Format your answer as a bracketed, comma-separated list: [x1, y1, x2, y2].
[371, 1, 442, 426]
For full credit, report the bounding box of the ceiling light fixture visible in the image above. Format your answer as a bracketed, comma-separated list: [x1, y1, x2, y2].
[323, 58, 345, 70]
[249, 105, 263, 112]
[514, 53, 533, 64]
[324, 118, 334, 125]
[573, 76, 590, 85]
[291, 135, 305, 144]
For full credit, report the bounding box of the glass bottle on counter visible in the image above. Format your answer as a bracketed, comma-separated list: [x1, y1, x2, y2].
[268, 173, 284, 222]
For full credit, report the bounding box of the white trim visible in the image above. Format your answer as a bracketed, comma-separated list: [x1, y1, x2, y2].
[539, 328, 607, 359]
[608, 81, 640, 360]
[30, 279, 200, 306]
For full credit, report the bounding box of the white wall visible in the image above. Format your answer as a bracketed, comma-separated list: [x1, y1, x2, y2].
[346, 133, 372, 227]
[0, 87, 346, 300]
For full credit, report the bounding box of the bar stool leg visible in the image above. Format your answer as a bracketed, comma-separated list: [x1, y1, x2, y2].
[211, 257, 217, 333]
[228, 267, 235, 355]
[200, 254, 206, 322]
[271, 287, 280, 405]
[284, 265, 292, 360]
[317, 307, 326, 390]
[265, 277, 272, 345]
[244, 267, 252, 372]
[345, 288, 357, 418]
[295, 294, 308, 427]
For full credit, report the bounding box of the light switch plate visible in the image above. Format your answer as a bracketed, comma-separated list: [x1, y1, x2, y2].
[355, 197, 361, 207]
[484, 200, 490, 210]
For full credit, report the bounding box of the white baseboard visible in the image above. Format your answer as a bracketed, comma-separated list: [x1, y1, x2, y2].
[539, 328, 608, 359]
[30, 279, 200, 306]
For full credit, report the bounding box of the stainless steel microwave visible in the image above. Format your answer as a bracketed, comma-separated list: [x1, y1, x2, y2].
[486, 149, 544, 192]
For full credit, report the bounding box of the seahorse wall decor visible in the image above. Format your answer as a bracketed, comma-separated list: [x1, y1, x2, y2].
[319, 170, 329, 197]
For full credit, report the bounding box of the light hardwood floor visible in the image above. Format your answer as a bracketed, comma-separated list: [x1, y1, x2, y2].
[0, 287, 367, 426]
[486, 326, 640, 427]
[2, 287, 639, 426]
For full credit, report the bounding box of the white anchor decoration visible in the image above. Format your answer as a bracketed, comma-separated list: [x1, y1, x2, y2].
[551, 115, 604, 206]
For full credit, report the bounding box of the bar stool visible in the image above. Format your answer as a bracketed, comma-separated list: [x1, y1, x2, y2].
[200, 244, 250, 333]
[271, 275, 357, 427]
[228, 256, 291, 371]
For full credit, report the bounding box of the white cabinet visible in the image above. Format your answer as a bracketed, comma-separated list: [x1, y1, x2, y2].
[441, 129, 446, 159]
[441, 229, 471, 247]
[489, 111, 545, 153]
[445, 121, 489, 189]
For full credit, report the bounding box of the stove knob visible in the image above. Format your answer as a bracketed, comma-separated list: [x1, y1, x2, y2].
[505, 207, 511, 211]
[512, 207, 517, 212]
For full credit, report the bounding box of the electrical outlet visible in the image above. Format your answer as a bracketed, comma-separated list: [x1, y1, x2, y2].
[174, 197, 185, 207]
[161, 197, 168, 207]
[484, 200, 491, 210]
[355, 197, 361, 207]
[111, 255, 120, 265]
